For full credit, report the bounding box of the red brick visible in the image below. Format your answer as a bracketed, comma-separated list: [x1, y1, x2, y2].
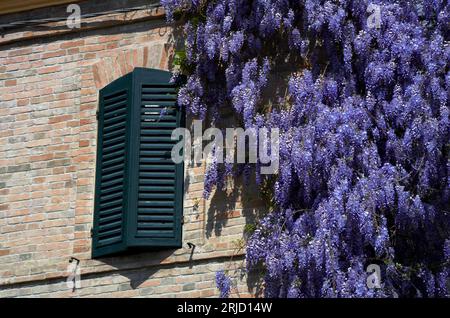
[48, 114, 72, 124]
[17, 99, 30, 106]
[5, 79, 17, 86]
[30, 154, 53, 162]
[60, 40, 85, 49]
[0, 249, 10, 257]
[106, 43, 118, 50]
[8, 48, 32, 57]
[38, 65, 61, 74]
[42, 50, 65, 59]
[79, 140, 90, 147]
[68, 48, 80, 55]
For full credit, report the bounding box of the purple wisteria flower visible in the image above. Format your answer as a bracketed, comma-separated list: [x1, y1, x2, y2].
[215, 270, 231, 298]
[162, 0, 450, 298]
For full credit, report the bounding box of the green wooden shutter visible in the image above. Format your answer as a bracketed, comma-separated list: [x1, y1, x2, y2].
[92, 73, 132, 258]
[92, 68, 184, 258]
[128, 68, 184, 248]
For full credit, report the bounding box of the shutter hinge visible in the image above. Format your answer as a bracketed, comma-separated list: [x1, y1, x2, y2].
[96, 111, 99, 120]
[90, 228, 94, 237]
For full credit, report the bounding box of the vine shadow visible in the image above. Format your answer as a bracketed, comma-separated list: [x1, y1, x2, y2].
[205, 173, 267, 239]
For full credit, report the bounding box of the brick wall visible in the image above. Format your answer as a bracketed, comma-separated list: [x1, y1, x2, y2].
[0, 0, 265, 298]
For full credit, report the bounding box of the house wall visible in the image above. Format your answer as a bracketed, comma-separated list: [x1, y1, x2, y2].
[0, 0, 264, 298]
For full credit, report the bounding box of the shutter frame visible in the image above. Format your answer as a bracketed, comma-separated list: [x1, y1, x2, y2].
[92, 68, 184, 258]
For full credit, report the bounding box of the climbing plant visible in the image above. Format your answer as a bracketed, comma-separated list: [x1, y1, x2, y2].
[161, 0, 450, 297]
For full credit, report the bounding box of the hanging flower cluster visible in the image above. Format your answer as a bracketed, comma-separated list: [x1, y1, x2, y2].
[162, 0, 450, 297]
[215, 270, 232, 298]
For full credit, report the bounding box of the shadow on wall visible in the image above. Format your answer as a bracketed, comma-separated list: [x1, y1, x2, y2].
[206, 175, 267, 239]
[94, 249, 175, 289]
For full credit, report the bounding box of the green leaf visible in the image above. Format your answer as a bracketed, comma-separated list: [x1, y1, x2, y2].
[173, 50, 186, 67]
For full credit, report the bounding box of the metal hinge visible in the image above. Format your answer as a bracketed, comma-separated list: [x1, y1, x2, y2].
[96, 111, 99, 120]
[90, 228, 94, 237]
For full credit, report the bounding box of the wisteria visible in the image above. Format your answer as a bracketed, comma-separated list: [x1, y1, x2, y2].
[162, 0, 450, 297]
[215, 270, 232, 298]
